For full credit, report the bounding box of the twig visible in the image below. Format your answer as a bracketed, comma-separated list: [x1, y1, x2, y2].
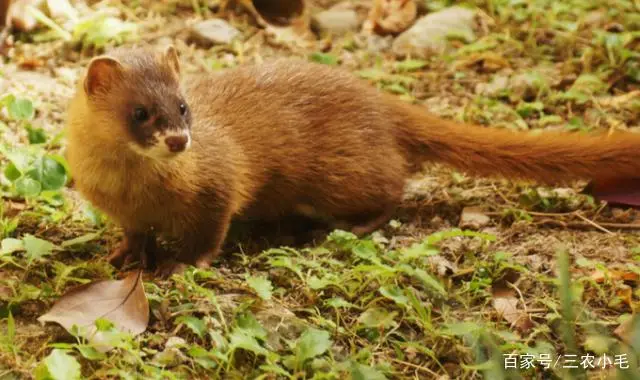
[574, 212, 614, 235]
[387, 358, 440, 377]
[535, 219, 640, 231]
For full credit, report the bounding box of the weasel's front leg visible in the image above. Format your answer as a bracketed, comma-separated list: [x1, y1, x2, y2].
[107, 230, 158, 269]
[155, 212, 233, 278]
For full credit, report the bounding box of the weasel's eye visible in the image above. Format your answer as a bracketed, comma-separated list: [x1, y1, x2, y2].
[133, 107, 149, 123]
[179, 103, 187, 116]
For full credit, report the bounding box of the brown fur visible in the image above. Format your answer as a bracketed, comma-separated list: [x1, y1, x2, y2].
[66, 46, 640, 275]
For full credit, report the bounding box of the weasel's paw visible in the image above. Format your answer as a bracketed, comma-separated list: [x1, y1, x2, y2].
[107, 243, 137, 269]
[154, 260, 188, 279]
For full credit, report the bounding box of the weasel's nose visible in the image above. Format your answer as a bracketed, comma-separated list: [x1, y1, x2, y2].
[165, 135, 189, 153]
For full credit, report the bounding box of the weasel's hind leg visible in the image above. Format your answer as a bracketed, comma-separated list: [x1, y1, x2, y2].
[346, 205, 397, 237]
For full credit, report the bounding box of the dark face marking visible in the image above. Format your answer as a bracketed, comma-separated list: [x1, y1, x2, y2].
[125, 87, 192, 149]
[89, 48, 194, 157]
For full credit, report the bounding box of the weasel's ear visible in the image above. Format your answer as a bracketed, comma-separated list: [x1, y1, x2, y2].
[84, 56, 123, 96]
[164, 45, 180, 78]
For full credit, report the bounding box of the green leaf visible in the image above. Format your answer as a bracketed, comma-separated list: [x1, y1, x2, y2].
[326, 229, 358, 246]
[441, 321, 482, 336]
[395, 59, 427, 72]
[379, 286, 409, 307]
[23, 234, 55, 261]
[188, 346, 218, 370]
[356, 69, 386, 81]
[516, 101, 544, 117]
[95, 318, 114, 332]
[72, 15, 138, 48]
[61, 232, 100, 248]
[411, 268, 447, 296]
[309, 52, 338, 66]
[176, 316, 207, 338]
[1, 238, 24, 255]
[26, 124, 47, 144]
[0, 94, 15, 107]
[325, 297, 356, 309]
[2, 148, 31, 174]
[400, 241, 439, 260]
[15, 176, 42, 197]
[307, 275, 333, 290]
[295, 328, 332, 364]
[384, 83, 409, 95]
[229, 329, 268, 356]
[7, 312, 15, 343]
[352, 240, 378, 261]
[39, 349, 81, 380]
[357, 308, 397, 329]
[351, 362, 387, 380]
[4, 163, 21, 181]
[7, 98, 35, 121]
[27, 156, 68, 191]
[77, 345, 106, 361]
[236, 312, 267, 340]
[245, 275, 273, 301]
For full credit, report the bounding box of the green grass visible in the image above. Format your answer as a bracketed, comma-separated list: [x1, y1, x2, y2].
[1, 0, 640, 378]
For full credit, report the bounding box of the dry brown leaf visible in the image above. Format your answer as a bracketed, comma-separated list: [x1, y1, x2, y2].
[492, 288, 534, 333]
[363, 0, 416, 35]
[617, 286, 633, 309]
[454, 52, 510, 72]
[38, 270, 149, 352]
[590, 269, 640, 283]
[614, 315, 638, 344]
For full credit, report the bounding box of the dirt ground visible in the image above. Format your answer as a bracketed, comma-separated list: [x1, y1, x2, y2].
[1, 0, 640, 379]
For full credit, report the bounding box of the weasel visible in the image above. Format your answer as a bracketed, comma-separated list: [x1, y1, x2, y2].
[65, 45, 640, 276]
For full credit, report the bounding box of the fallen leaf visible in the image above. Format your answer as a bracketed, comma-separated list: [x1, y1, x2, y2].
[454, 52, 510, 72]
[590, 269, 640, 283]
[38, 270, 149, 352]
[492, 288, 533, 333]
[613, 315, 639, 344]
[617, 286, 633, 309]
[363, 0, 417, 35]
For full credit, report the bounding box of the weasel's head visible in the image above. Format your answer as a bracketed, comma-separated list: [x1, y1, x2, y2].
[80, 45, 192, 160]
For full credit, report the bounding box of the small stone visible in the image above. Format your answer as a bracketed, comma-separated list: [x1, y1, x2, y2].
[165, 336, 187, 348]
[312, 9, 360, 35]
[475, 74, 509, 97]
[459, 206, 490, 229]
[152, 347, 185, 367]
[190, 19, 241, 46]
[392, 6, 478, 58]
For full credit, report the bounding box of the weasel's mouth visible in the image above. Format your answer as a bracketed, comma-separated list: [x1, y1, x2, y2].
[164, 132, 191, 154]
[129, 131, 192, 159]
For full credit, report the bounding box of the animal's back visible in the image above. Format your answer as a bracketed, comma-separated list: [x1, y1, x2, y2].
[184, 60, 410, 220]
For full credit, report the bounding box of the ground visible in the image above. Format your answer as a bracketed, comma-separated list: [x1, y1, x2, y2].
[1, 0, 640, 379]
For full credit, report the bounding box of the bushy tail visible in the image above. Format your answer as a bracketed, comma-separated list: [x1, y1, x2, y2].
[393, 99, 640, 185]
